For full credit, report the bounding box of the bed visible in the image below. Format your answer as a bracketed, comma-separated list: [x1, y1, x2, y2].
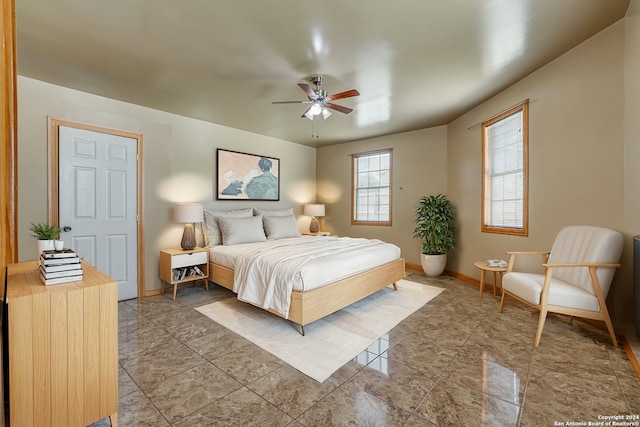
[203, 207, 406, 334]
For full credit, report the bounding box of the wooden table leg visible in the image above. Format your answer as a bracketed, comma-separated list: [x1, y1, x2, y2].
[493, 271, 498, 296]
[479, 270, 486, 298]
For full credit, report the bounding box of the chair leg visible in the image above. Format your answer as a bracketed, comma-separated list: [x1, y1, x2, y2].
[602, 313, 618, 348]
[499, 291, 507, 313]
[534, 308, 548, 347]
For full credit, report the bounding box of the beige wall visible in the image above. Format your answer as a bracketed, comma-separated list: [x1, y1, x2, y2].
[448, 21, 630, 323]
[316, 126, 448, 266]
[17, 76, 316, 295]
[15, 3, 640, 327]
[624, 0, 640, 329]
[316, 11, 636, 327]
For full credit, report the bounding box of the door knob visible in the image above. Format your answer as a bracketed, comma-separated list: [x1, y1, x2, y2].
[62, 226, 72, 232]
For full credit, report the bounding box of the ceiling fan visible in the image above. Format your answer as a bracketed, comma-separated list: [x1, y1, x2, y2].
[272, 76, 360, 120]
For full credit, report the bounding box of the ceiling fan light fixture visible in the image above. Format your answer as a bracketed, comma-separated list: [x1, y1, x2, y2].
[304, 102, 325, 120]
[310, 103, 322, 116]
[273, 77, 360, 124]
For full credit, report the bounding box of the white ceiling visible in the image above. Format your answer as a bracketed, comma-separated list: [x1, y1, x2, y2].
[15, 0, 630, 147]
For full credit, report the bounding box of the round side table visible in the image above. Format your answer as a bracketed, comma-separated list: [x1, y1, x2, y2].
[474, 261, 508, 298]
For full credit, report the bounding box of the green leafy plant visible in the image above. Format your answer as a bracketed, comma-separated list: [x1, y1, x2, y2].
[29, 222, 61, 240]
[413, 194, 456, 255]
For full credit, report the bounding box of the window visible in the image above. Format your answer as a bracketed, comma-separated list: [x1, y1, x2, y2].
[482, 100, 528, 236]
[352, 149, 392, 226]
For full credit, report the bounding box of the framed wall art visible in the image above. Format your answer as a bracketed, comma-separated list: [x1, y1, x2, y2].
[216, 148, 280, 200]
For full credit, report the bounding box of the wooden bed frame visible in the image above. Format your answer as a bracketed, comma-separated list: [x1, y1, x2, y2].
[209, 258, 406, 335]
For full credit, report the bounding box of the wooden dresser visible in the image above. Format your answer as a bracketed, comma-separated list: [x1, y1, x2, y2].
[4, 261, 118, 426]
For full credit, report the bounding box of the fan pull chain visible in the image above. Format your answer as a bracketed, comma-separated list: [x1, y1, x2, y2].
[311, 120, 320, 138]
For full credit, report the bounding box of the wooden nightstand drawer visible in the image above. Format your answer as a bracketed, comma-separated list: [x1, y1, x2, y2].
[172, 251, 208, 268]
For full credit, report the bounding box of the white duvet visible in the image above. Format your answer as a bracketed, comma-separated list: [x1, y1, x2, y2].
[209, 236, 400, 318]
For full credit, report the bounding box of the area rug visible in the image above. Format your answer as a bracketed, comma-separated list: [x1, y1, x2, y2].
[195, 279, 443, 382]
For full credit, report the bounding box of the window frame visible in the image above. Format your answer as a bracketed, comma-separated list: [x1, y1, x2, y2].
[351, 148, 393, 226]
[481, 100, 529, 236]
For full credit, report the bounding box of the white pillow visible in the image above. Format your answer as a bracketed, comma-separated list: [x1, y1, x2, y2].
[263, 215, 300, 240]
[253, 207, 294, 217]
[219, 215, 267, 245]
[203, 208, 253, 246]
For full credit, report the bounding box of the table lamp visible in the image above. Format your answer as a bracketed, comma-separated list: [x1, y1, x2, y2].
[304, 204, 325, 233]
[174, 203, 204, 250]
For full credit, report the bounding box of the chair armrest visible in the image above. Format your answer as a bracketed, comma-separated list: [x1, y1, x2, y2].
[505, 251, 550, 272]
[543, 262, 621, 269]
[540, 262, 621, 308]
[506, 251, 550, 256]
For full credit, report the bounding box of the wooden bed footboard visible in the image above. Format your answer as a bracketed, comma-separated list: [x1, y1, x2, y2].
[209, 258, 406, 333]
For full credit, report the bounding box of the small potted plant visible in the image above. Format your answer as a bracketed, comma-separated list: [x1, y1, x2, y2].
[30, 222, 61, 258]
[413, 194, 456, 277]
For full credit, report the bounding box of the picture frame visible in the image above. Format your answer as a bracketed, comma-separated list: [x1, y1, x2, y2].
[216, 148, 280, 200]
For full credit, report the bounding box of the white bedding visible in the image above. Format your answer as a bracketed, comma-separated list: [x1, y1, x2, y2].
[208, 236, 401, 318]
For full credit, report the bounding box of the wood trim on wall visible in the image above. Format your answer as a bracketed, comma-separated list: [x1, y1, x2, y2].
[1, 0, 18, 281]
[47, 117, 145, 299]
[0, 3, 17, 424]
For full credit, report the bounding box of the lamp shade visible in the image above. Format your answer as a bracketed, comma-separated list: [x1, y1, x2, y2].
[173, 203, 204, 223]
[304, 204, 325, 217]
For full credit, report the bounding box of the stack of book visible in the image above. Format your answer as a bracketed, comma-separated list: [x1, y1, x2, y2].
[172, 265, 205, 282]
[486, 259, 508, 268]
[39, 249, 83, 285]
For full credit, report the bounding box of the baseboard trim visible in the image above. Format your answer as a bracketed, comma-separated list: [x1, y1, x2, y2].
[621, 335, 640, 381]
[144, 280, 208, 297]
[405, 262, 421, 271]
[405, 264, 481, 288]
[445, 270, 480, 285]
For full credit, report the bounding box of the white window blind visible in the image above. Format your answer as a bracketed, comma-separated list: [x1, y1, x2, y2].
[482, 101, 528, 235]
[352, 150, 392, 225]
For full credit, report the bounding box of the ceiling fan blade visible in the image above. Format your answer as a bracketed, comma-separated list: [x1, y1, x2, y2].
[326, 103, 353, 114]
[300, 106, 313, 118]
[272, 100, 305, 104]
[326, 89, 360, 101]
[298, 83, 317, 99]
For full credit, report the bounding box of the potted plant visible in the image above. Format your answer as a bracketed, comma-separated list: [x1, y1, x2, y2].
[413, 194, 456, 277]
[30, 222, 61, 258]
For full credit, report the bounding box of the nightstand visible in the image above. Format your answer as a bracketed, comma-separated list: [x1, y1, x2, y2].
[303, 231, 331, 236]
[160, 247, 209, 300]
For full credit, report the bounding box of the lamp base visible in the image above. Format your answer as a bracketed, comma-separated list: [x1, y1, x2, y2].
[181, 223, 196, 250]
[309, 217, 319, 233]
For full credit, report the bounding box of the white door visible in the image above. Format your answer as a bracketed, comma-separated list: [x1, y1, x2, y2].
[58, 125, 138, 300]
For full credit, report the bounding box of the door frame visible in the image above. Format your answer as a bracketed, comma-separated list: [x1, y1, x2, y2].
[47, 117, 145, 299]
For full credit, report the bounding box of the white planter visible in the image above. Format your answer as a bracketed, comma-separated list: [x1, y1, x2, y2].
[420, 253, 447, 277]
[36, 239, 55, 259]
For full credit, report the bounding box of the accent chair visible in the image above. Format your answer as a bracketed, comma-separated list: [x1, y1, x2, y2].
[499, 225, 623, 347]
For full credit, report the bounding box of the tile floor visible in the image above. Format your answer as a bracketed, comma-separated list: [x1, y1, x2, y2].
[93, 270, 640, 426]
